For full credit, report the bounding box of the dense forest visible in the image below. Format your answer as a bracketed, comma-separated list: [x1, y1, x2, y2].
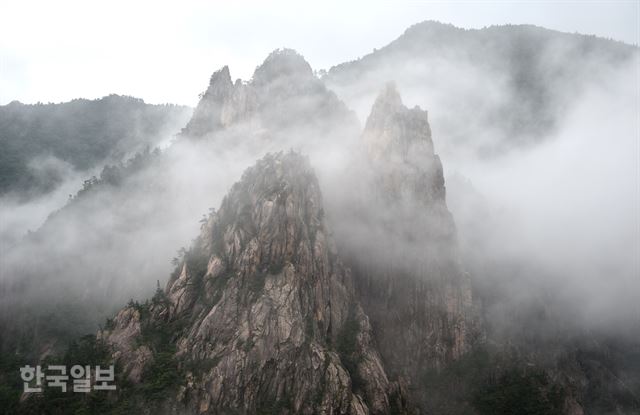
[0, 95, 191, 198]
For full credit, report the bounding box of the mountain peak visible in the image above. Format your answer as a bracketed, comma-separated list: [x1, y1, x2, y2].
[181, 48, 357, 141]
[363, 84, 433, 163]
[370, 82, 403, 112]
[343, 84, 478, 409]
[252, 48, 314, 85]
[202, 65, 233, 100]
[209, 65, 232, 87]
[101, 150, 407, 414]
[181, 65, 252, 136]
[403, 20, 458, 35]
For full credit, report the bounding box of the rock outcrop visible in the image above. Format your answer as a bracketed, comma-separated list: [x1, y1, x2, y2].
[182, 66, 257, 136]
[101, 152, 410, 414]
[100, 80, 480, 414]
[181, 49, 357, 143]
[337, 84, 480, 406]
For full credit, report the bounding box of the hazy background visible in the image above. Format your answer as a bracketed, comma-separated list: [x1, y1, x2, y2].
[0, 0, 637, 359]
[1, 0, 638, 106]
[0, 4, 638, 413]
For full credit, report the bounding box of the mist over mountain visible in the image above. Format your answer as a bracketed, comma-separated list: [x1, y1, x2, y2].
[326, 21, 636, 155]
[100, 151, 412, 414]
[0, 49, 361, 359]
[327, 20, 639, 331]
[0, 95, 191, 198]
[181, 48, 359, 150]
[0, 21, 638, 415]
[0, 95, 192, 252]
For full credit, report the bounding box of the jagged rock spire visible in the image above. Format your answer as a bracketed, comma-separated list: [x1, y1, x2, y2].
[363, 82, 434, 164]
[181, 65, 243, 136]
[338, 84, 480, 410]
[252, 48, 314, 86]
[180, 49, 358, 141]
[361, 83, 443, 208]
[208, 65, 232, 91]
[101, 151, 410, 414]
[367, 82, 404, 112]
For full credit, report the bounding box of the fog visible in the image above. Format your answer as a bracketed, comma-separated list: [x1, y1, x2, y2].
[0, 28, 638, 359]
[2, 1, 637, 106]
[447, 60, 639, 334]
[0, 157, 87, 247]
[0, 54, 362, 353]
[324, 26, 639, 338]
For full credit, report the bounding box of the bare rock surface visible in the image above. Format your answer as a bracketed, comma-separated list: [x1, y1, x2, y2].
[181, 49, 357, 143]
[101, 151, 410, 414]
[338, 84, 481, 407]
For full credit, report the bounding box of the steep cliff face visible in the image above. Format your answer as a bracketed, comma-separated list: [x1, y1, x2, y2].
[361, 83, 448, 211]
[101, 152, 410, 414]
[182, 66, 256, 136]
[181, 49, 357, 143]
[339, 84, 479, 403]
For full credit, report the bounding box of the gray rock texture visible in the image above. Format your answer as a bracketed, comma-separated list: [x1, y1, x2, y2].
[101, 152, 411, 414]
[341, 83, 481, 407]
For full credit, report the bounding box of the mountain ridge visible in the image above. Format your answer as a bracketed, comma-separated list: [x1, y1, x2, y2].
[2, 25, 638, 414]
[100, 151, 412, 414]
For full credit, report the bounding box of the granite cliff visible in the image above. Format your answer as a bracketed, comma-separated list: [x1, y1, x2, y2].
[100, 152, 411, 414]
[336, 84, 480, 408]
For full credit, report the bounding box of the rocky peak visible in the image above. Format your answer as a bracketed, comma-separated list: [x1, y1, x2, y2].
[361, 84, 443, 211]
[363, 82, 434, 164]
[401, 20, 458, 41]
[180, 49, 358, 143]
[336, 85, 480, 410]
[252, 48, 314, 86]
[181, 65, 257, 137]
[101, 151, 410, 414]
[209, 65, 232, 90]
[250, 48, 330, 109]
[367, 82, 404, 112]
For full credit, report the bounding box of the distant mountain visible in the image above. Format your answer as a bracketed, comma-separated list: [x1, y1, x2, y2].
[0, 50, 361, 363]
[2, 27, 638, 414]
[181, 48, 358, 151]
[0, 95, 191, 198]
[325, 21, 637, 156]
[88, 84, 484, 414]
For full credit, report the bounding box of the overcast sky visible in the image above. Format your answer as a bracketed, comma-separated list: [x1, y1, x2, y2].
[0, 0, 637, 106]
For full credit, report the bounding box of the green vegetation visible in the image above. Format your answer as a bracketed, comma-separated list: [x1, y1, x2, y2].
[418, 346, 567, 415]
[184, 244, 209, 282]
[567, 341, 640, 413]
[473, 369, 565, 415]
[335, 306, 365, 392]
[235, 337, 256, 354]
[267, 261, 285, 275]
[208, 272, 232, 306]
[0, 351, 27, 414]
[71, 147, 162, 201]
[181, 356, 222, 376]
[0, 95, 190, 198]
[139, 350, 179, 401]
[256, 391, 293, 415]
[304, 314, 315, 339]
[248, 271, 267, 295]
[5, 335, 116, 414]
